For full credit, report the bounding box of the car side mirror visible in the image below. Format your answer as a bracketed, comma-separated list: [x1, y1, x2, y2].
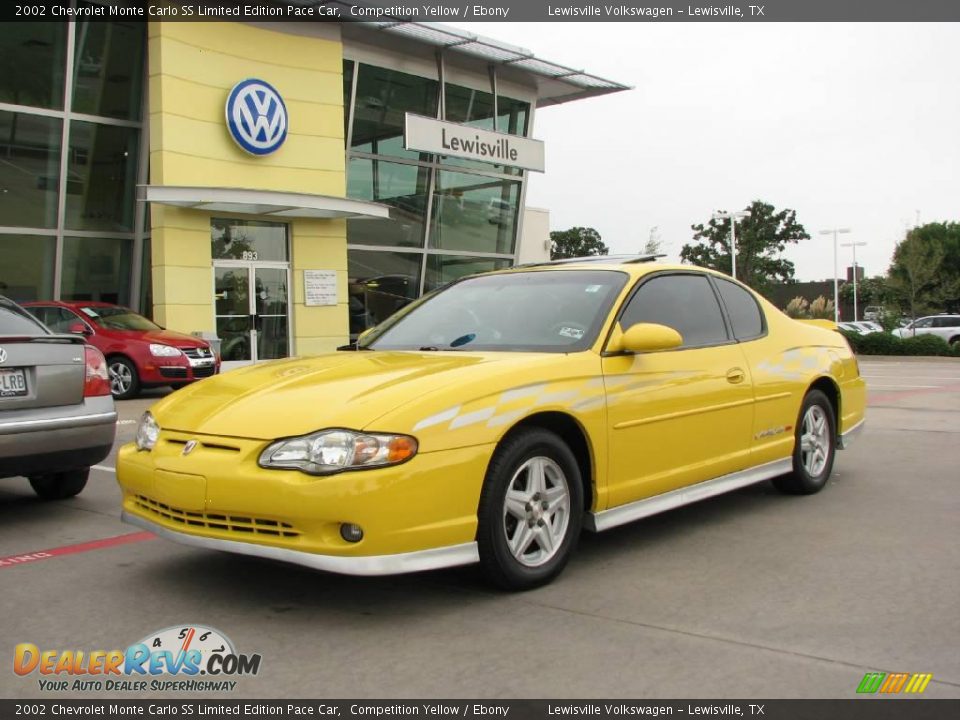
[608, 323, 683, 354]
[68, 322, 91, 336]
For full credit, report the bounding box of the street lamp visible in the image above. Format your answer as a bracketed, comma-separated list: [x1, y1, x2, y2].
[819, 227, 851, 322]
[841, 241, 867, 321]
[712, 210, 749, 281]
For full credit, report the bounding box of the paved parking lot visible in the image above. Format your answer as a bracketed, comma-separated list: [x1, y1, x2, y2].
[1, 359, 958, 699]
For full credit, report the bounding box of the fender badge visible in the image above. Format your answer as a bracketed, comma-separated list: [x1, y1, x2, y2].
[182, 440, 198, 456]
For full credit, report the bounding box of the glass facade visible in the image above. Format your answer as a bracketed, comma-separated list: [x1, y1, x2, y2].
[0, 20, 145, 307]
[0, 24, 536, 346]
[344, 59, 532, 337]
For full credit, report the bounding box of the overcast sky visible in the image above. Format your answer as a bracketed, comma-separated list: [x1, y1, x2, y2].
[453, 22, 960, 281]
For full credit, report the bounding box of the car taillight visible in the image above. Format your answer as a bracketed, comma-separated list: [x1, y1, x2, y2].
[83, 345, 111, 397]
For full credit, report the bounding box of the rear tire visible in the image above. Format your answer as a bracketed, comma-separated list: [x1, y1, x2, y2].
[108, 356, 140, 400]
[773, 390, 836, 495]
[29, 469, 89, 500]
[477, 428, 583, 591]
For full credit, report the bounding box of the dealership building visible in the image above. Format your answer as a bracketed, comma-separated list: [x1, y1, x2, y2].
[0, 16, 626, 364]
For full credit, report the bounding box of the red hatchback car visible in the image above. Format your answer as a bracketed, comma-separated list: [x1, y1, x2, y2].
[23, 302, 219, 400]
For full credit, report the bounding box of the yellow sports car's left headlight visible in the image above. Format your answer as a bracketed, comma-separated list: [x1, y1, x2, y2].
[258, 429, 418, 476]
[135, 411, 160, 451]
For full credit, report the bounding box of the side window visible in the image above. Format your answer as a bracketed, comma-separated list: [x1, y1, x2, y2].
[913, 318, 933, 329]
[714, 278, 765, 340]
[620, 274, 729, 348]
[49, 308, 82, 333]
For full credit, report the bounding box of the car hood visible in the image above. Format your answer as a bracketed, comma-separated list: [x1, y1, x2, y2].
[149, 351, 557, 440]
[99, 327, 208, 347]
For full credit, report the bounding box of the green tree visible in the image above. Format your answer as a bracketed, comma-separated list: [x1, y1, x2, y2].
[888, 229, 948, 319]
[681, 200, 810, 291]
[549, 227, 609, 260]
[887, 222, 960, 317]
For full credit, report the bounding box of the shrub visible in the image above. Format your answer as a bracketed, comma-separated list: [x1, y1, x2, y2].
[838, 329, 960, 357]
[808, 296, 835, 320]
[901, 334, 956, 356]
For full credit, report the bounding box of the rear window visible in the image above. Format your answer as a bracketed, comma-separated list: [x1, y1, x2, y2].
[0, 299, 49, 336]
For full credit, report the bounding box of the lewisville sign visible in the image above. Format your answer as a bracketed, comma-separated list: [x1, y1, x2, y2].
[404, 114, 545, 172]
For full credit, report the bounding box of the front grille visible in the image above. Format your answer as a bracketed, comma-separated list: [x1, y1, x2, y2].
[159, 367, 188, 379]
[134, 495, 300, 538]
[181, 347, 212, 359]
[193, 365, 216, 378]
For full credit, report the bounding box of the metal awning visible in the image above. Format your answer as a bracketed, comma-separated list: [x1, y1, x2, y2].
[139, 185, 391, 220]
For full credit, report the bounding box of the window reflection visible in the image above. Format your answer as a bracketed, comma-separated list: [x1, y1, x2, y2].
[429, 171, 519, 254]
[351, 64, 437, 160]
[211, 218, 289, 262]
[0, 23, 66, 110]
[347, 250, 422, 336]
[72, 18, 145, 120]
[347, 157, 429, 248]
[65, 121, 139, 232]
[61, 236, 132, 305]
[0, 111, 61, 229]
[0, 235, 55, 302]
[424, 255, 511, 293]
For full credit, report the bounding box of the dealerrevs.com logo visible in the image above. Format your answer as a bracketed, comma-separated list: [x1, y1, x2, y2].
[14, 624, 262, 692]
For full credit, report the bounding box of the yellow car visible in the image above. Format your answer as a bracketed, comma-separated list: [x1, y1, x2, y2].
[118, 258, 866, 590]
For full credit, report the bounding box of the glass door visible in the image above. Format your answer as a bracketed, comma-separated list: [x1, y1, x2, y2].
[214, 265, 290, 368]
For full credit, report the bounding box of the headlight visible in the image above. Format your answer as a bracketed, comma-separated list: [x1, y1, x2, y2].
[135, 412, 160, 451]
[149, 343, 182, 358]
[259, 429, 418, 475]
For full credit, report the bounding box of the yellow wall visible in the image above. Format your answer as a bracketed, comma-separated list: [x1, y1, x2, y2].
[149, 21, 349, 352]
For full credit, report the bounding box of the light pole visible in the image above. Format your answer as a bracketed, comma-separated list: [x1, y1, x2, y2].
[819, 228, 851, 322]
[713, 210, 749, 281]
[841, 241, 867, 321]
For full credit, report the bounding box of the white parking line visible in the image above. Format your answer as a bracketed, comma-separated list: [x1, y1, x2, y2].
[117, 420, 137, 426]
[92, 465, 116, 473]
[863, 375, 960, 380]
[866, 384, 938, 389]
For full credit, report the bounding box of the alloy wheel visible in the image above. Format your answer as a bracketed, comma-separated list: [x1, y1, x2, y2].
[109, 362, 133, 396]
[800, 405, 830, 477]
[501, 456, 571, 568]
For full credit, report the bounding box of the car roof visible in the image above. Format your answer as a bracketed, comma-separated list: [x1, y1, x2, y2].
[503, 255, 729, 280]
[23, 300, 122, 309]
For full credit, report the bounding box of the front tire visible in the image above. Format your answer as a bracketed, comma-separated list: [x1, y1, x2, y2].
[29, 469, 89, 500]
[477, 428, 583, 591]
[773, 390, 836, 495]
[108, 356, 140, 400]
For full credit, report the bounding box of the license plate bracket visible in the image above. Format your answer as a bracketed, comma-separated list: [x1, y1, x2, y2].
[0, 368, 28, 398]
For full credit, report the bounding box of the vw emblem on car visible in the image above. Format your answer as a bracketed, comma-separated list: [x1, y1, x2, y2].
[0, 347, 7, 364]
[225, 78, 288, 156]
[182, 440, 198, 456]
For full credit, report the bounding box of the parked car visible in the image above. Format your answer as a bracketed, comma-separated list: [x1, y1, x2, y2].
[118, 258, 866, 590]
[891, 314, 960, 346]
[850, 321, 883, 334]
[838, 322, 863, 335]
[862, 306, 883, 322]
[1, 296, 116, 499]
[23, 302, 220, 400]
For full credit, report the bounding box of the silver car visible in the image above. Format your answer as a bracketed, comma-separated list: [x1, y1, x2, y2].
[892, 314, 960, 346]
[0, 296, 117, 499]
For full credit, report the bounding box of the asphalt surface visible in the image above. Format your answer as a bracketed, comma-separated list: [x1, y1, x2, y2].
[1, 359, 958, 699]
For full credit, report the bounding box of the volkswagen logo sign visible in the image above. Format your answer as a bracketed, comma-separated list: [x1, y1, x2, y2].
[225, 79, 288, 156]
[0, 347, 7, 364]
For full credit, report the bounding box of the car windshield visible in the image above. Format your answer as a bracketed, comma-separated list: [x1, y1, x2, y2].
[363, 269, 628, 352]
[79, 305, 161, 332]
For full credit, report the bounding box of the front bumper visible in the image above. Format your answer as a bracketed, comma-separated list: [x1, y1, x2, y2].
[122, 511, 479, 576]
[116, 430, 493, 572]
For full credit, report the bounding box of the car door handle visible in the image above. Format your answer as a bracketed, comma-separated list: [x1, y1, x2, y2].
[726, 367, 746, 384]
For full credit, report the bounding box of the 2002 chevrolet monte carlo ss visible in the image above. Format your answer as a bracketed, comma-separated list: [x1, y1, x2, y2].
[117, 257, 866, 590]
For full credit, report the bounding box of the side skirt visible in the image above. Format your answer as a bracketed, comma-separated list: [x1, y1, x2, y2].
[585, 458, 793, 533]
